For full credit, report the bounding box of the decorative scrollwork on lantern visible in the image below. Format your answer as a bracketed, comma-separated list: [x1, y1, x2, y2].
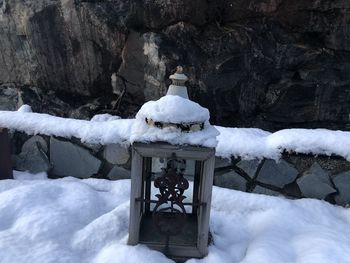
[152, 154, 189, 236]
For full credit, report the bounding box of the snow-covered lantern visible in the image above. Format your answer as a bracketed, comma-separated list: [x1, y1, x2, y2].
[128, 67, 218, 261]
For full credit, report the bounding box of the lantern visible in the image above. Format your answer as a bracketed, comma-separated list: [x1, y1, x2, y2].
[127, 66, 217, 261]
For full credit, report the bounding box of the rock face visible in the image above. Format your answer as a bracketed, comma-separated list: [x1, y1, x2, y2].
[1, 0, 350, 130]
[0, 84, 19, 111]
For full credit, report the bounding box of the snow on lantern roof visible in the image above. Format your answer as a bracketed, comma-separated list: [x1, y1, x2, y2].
[136, 95, 209, 125]
[130, 66, 218, 147]
[131, 94, 218, 147]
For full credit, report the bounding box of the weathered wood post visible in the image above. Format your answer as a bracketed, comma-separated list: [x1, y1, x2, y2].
[0, 128, 13, 179]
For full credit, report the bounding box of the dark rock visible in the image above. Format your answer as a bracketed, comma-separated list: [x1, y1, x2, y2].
[0, 84, 19, 111]
[283, 182, 302, 198]
[214, 171, 247, 192]
[143, 32, 167, 102]
[82, 142, 102, 153]
[0, 1, 128, 96]
[236, 159, 261, 179]
[107, 165, 131, 180]
[333, 171, 350, 205]
[113, 31, 147, 116]
[22, 135, 48, 153]
[297, 162, 337, 199]
[50, 137, 101, 178]
[256, 159, 298, 188]
[103, 144, 130, 165]
[214, 157, 232, 169]
[284, 153, 350, 175]
[14, 135, 51, 174]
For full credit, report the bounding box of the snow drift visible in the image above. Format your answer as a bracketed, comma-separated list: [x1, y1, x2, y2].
[1, 171, 350, 263]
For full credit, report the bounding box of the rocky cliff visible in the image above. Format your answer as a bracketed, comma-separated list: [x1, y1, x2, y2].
[1, 0, 350, 130]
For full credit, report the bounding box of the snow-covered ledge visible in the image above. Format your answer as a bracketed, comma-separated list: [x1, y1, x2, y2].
[1, 108, 350, 160]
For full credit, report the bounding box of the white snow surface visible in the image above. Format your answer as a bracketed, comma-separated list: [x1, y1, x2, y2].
[90, 114, 121, 122]
[17, 104, 32, 113]
[1, 109, 350, 160]
[0, 110, 134, 146]
[136, 95, 210, 124]
[1, 171, 350, 263]
[130, 119, 219, 148]
[215, 126, 350, 160]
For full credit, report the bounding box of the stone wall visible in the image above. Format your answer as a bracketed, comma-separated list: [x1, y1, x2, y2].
[10, 132, 350, 206]
[11, 132, 131, 181]
[214, 155, 350, 206]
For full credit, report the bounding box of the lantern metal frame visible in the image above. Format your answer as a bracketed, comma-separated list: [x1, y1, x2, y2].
[128, 142, 215, 261]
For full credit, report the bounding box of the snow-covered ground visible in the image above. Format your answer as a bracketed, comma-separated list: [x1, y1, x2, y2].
[1, 171, 350, 263]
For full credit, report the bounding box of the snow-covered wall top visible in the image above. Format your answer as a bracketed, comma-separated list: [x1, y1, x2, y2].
[1, 110, 350, 161]
[215, 127, 350, 160]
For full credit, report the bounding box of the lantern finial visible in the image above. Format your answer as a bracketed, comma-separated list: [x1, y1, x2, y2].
[176, 66, 183, 74]
[167, 65, 189, 98]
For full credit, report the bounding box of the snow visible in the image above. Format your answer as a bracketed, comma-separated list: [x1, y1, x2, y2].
[136, 95, 209, 124]
[266, 129, 350, 160]
[215, 127, 273, 160]
[216, 127, 350, 161]
[1, 171, 350, 263]
[1, 108, 350, 160]
[17, 104, 32, 113]
[90, 114, 121, 122]
[0, 110, 134, 145]
[0, 110, 217, 148]
[130, 119, 219, 148]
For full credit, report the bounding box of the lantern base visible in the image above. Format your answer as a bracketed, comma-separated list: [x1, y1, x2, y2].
[139, 213, 206, 261]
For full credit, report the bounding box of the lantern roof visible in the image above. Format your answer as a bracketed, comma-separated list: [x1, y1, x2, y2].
[136, 95, 209, 124]
[130, 67, 219, 147]
[131, 94, 218, 148]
